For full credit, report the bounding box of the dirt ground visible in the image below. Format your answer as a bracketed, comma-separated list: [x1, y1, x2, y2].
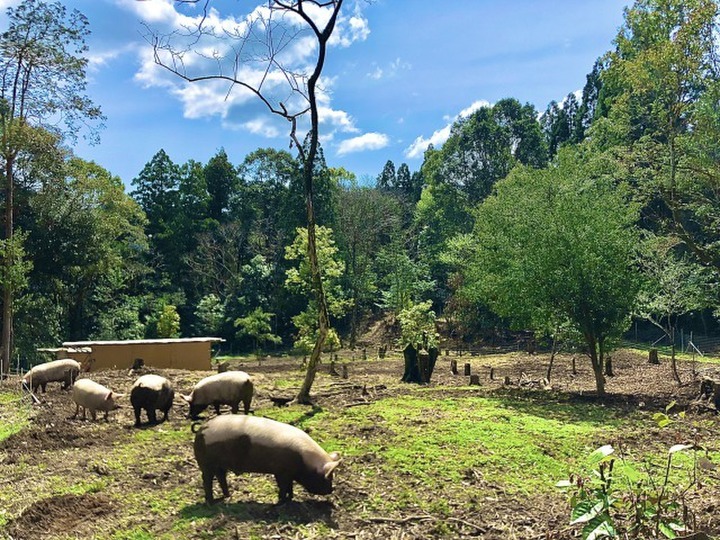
[1, 349, 719, 539]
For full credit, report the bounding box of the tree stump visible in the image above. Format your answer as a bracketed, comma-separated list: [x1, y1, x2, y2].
[445, 349, 449, 356]
[699, 377, 720, 410]
[450, 359, 458, 375]
[216, 361, 229, 373]
[362, 348, 367, 360]
[469, 374, 480, 386]
[402, 344, 439, 383]
[649, 349, 660, 364]
[342, 364, 348, 379]
[378, 345, 387, 359]
[572, 356, 577, 375]
[463, 363, 471, 376]
[503, 376, 511, 385]
[489, 367, 495, 380]
[329, 361, 339, 376]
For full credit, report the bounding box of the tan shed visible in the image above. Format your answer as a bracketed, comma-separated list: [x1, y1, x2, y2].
[60, 338, 223, 371]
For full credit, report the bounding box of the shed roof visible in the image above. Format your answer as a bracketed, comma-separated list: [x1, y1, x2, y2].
[62, 337, 224, 347]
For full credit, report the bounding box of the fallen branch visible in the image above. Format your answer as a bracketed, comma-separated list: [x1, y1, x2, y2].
[363, 514, 434, 524]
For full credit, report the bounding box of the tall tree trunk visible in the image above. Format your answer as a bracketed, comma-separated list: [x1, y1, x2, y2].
[293, 0, 343, 405]
[587, 334, 606, 396]
[670, 324, 681, 384]
[1, 155, 13, 377]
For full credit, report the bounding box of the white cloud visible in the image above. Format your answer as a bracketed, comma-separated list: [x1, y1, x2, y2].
[319, 106, 358, 133]
[337, 132, 389, 155]
[367, 57, 411, 80]
[405, 99, 491, 159]
[239, 117, 281, 138]
[87, 44, 137, 72]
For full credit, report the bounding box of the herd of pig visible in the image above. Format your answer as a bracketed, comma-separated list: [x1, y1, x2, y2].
[20, 358, 342, 504]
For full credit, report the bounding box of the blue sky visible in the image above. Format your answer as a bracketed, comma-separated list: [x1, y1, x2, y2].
[0, 0, 630, 188]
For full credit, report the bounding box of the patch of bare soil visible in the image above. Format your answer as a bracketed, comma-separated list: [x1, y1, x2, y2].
[5, 493, 114, 540]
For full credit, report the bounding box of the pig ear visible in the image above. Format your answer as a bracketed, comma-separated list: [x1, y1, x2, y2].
[114, 393, 126, 399]
[328, 451, 341, 461]
[323, 458, 341, 479]
[180, 394, 192, 403]
[105, 391, 113, 401]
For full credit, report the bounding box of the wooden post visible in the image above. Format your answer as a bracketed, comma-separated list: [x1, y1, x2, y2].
[649, 349, 660, 364]
[572, 356, 577, 375]
[329, 361, 339, 376]
[217, 361, 229, 373]
[503, 376, 511, 385]
[342, 364, 348, 379]
[469, 374, 480, 386]
[362, 348, 367, 360]
[489, 367, 495, 380]
[463, 363, 471, 376]
[450, 359, 458, 375]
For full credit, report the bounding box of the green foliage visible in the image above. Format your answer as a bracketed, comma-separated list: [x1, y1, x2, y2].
[195, 294, 225, 336]
[285, 226, 350, 351]
[397, 300, 439, 350]
[234, 307, 281, 357]
[156, 304, 180, 338]
[558, 406, 706, 539]
[458, 145, 642, 395]
[376, 242, 434, 315]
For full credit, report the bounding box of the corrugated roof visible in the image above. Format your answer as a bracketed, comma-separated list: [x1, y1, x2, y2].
[62, 337, 224, 346]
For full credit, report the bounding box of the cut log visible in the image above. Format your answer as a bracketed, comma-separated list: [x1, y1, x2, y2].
[342, 364, 349, 379]
[649, 349, 660, 364]
[469, 374, 480, 386]
[450, 359, 458, 375]
[463, 363, 471, 376]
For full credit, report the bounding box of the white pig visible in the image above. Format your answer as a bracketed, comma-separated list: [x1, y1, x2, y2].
[180, 371, 253, 419]
[23, 359, 81, 393]
[71, 378, 124, 421]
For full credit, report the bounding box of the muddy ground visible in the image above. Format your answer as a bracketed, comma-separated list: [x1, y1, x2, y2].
[1, 349, 719, 539]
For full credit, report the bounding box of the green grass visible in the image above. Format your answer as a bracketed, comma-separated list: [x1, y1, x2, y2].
[0, 390, 32, 442]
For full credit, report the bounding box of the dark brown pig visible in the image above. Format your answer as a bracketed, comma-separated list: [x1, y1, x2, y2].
[180, 371, 253, 419]
[130, 374, 174, 427]
[193, 415, 341, 503]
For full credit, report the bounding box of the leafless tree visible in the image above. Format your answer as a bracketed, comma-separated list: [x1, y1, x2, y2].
[147, 0, 347, 403]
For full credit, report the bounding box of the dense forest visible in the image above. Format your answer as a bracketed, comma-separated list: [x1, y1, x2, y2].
[1, 0, 719, 392]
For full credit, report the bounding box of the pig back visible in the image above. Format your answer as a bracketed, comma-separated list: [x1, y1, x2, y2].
[72, 378, 117, 412]
[195, 415, 330, 475]
[24, 358, 80, 384]
[192, 371, 253, 406]
[131, 374, 173, 408]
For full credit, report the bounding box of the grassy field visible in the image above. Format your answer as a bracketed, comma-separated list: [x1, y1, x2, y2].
[1, 350, 719, 539]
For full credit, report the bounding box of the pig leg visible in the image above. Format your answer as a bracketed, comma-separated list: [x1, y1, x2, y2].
[214, 402, 221, 415]
[41, 382, 47, 393]
[73, 403, 80, 419]
[90, 409, 97, 421]
[243, 396, 251, 415]
[275, 475, 293, 503]
[216, 469, 230, 499]
[147, 408, 157, 424]
[230, 402, 239, 414]
[201, 469, 215, 504]
[161, 407, 170, 422]
[133, 406, 142, 427]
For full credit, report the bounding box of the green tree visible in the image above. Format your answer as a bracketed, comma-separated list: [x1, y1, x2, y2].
[637, 235, 715, 382]
[25, 158, 148, 342]
[597, 0, 720, 272]
[235, 307, 281, 361]
[457, 146, 641, 396]
[195, 293, 225, 336]
[204, 148, 237, 224]
[156, 304, 180, 338]
[285, 225, 350, 353]
[376, 159, 396, 190]
[0, 0, 103, 373]
[335, 176, 403, 346]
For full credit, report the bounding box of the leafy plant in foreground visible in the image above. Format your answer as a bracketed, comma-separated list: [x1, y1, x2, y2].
[557, 405, 711, 539]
